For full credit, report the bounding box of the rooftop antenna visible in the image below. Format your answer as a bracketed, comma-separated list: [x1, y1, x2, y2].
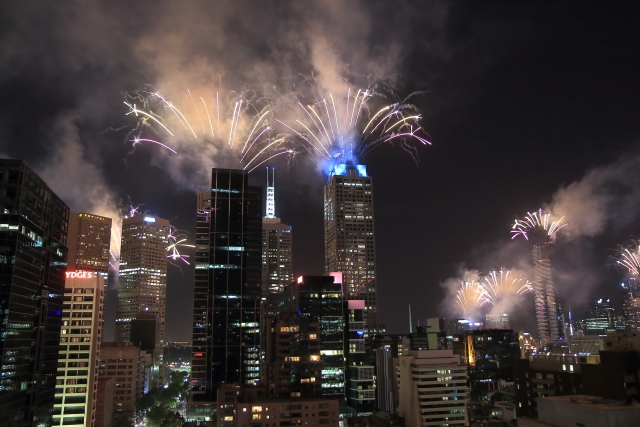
[266, 167, 275, 218]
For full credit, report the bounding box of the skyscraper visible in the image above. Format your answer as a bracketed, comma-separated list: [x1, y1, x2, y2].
[584, 298, 616, 336]
[0, 159, 69, 427]
[54, 273, 105, 427]
[622, 277, 640, 332]
[261, 168, 292, 295]
[532, 244, 564, 341]
[192, 169, 262, 398]
[324, 162, 380, 335]
[67, 213, 112, 278]
[115, 214, 169, 343]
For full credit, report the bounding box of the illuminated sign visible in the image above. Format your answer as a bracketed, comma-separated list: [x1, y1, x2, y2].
[66, 271, 95, 279]
[297, 276, 303, 284]
[194, 353, 203, 357]
[143, 216, 156, 223]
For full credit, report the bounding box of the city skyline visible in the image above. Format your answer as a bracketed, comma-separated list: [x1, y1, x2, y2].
[1, 2, 640, 342]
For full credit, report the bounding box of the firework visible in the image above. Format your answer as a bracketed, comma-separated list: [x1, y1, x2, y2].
[456, 280, 489, 317]
[166, 226, 194, 265]
[481, 269, 533, 305]
[124, 90, 291, 171]
[616, 242, 640, 276]
[279, 86, 430, 171]
[511, 208, 567, 241]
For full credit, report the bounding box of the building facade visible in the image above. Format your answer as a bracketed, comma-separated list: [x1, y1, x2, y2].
[584, 299, 616, 336]
[97, 342, 144, 419]
[278, 275, 346, 401]
[344, 300, 375, 415]
[115, 214, 169, 343]
[324, 163, 380, 335]
[66, 213, 112, 278]
[53, 273, 105, 427]
[261, 169, 292, 295]
[0, 159, 69, 427]
[397, 349, 470, 427]
[192, 169, 262, 398]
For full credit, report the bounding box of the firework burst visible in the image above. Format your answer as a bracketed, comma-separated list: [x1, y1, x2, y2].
[456, 280, 490, 317]
[123, 89, 295, 172]
[280, 84, 430, 172]
[166, 225, 194, 265]
[481, 269, 533, 305]
[616, 242, 640, 276]
[511, 208, 567, 241]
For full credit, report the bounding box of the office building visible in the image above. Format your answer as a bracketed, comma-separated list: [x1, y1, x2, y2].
[97, 342, 144, 418]
[532, 244, 565, 341]
[53, 273, 105, 427]
[485, 313, 511, 330]
[94, 378, 114, 427]
[344, 300, 375, 415]
[130, 314, 162, 391]
[263, 313, 322, 398]
[278, 275, 346, 400]
[324, 162, 381, 335]
[568, 335, 600, 355]
[115, 214, 169, 343]
[372, 334, 409, 357]
[261, 168, 292, 295]
[0, 159, 69, 426]
[192, 169, 262, 398]
[375, 346, 395, 413]
[426, 318, 475, 350]
[622, 278, 640, 332]
[514, 353, 600, 418]
[584, 299, 616, 336]
[67, 213, 112, 278]
[453, 329, 520, 388]
[396, 349, 470, 427]
[518, 395, 640, 427]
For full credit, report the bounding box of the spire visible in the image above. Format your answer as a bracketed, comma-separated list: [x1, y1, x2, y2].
[409, 305, 413, 333]
[266, 167, 275, 218]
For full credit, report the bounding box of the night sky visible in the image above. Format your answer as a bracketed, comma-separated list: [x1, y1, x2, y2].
[1, 1, 640, 340]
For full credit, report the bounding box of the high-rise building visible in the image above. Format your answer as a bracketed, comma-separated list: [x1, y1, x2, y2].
[54, 273, 105, 427]
[278, 275, 346, 401]
[532, 244, 565, 341]
[622, 278, 640, 332]
[97, 342, 144, 419]
[344, 300, 376, 415]
[0, 159, 69, 427]
[396, 349, 470, 427]
[192, 169, 262, 398]
[324, 162, 380, 336]
[115, 214, 169, 343]
[261, 168, 292, 295]
[67, 213, 112, 278]
[485, 313, 511, 330]
[584, 299, 616, 336]
[263, 312, 322, 398]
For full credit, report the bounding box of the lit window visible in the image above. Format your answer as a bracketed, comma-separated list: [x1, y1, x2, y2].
[252, 406, 262, 413]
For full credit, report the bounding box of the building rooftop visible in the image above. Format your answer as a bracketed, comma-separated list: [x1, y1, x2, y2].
[542, 395, 640, 410]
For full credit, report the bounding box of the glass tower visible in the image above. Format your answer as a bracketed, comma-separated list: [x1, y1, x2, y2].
[192, 169, 262, 398]
[0, 159, 69, 427]
[324, 163, 381, 336]
[622, 277, 640, 332]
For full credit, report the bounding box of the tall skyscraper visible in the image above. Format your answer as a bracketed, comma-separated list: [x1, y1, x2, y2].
[67, 213, 112, 278]
[115, 214, 169, 343]
[0, 159, 69, 427]
[54, 273, 105, 427]
[324, 162, 380, 335]
[532, 244, 564, 341]
[261, 168, 292, 295]
[622, 277, 640, 332]
[192, 169, 262, 398]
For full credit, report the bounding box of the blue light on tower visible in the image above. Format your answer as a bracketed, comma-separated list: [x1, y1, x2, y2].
[331, 163, 367, 178]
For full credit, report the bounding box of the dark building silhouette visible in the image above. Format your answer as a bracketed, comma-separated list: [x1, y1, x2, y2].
[192, 169, 262, 399]
[0, 159, 69, 427]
